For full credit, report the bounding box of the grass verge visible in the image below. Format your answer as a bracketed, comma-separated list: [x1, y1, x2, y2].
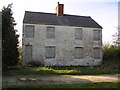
[2, 82, 119, 89]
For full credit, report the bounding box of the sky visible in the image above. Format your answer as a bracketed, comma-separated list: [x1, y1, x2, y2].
[0, 0, 119, 46]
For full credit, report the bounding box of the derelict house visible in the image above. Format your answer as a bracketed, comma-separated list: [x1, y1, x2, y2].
[22, 3, 102, 66]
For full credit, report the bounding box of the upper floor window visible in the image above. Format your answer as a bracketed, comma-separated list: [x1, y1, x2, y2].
[93, 30, 100, 41]
[25, 25, 34, 38]
[46, 27, 55, 38]
[75, 28, 83, 40]
[74, 47, 83, 59]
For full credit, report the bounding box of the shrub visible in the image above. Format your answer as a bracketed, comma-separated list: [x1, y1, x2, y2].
[103, 43, 119, 60]
[28, 61, 44, 67]
[102, 43, 119, 68]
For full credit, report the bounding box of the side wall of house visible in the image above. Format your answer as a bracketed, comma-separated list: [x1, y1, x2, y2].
[22, 24, 102, 66]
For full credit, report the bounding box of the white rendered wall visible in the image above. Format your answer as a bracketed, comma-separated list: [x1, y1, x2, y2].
[22, 24, 102, 66]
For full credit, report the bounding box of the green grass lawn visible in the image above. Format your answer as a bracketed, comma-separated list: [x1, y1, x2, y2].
[2, 82, 119, 89]
[3, 59, 119, 76]
[3, 65, 119, 76]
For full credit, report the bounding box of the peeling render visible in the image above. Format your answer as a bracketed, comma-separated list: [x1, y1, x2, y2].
[22, 24, 102, 66]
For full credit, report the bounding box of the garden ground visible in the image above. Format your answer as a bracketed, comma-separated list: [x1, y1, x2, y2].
[3, 74, 120, 86]
[2, 64, 120, 88]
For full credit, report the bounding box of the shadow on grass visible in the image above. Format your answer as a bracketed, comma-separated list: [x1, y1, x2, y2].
[2, 64, 120, 76]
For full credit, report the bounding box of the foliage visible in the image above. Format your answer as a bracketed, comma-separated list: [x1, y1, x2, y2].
[18, 47, 22, 65]
[3, 82, 119, 89]
[102, 43, 119, 68]
[2, 4, 19, 67]
[103, 43, 119, 60]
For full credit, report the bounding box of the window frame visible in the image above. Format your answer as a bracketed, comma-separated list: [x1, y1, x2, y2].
[74, 47, 84, 59]
[46, 27, 55, 38]
[45, 46, 55, 59]
[93, 30, 100, 41]
[75, 28, 83, 40]
[93, 47, 100, 59]
[25, 25, 35, 38]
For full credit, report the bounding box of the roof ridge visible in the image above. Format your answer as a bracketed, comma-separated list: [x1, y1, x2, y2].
[25, 11, 56, 15]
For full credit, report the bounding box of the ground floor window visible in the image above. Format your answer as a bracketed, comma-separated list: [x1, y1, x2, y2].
[74, 47, 83, 59]
[45, 46, 55, 58]
[94, 47, 100, 59]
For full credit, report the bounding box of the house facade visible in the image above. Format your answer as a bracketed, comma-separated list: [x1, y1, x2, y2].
[22, 3, 102, 66]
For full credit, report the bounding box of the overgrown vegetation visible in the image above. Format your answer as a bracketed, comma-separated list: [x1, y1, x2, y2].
[2, 4, 19, 68]
[18, 47, 22, 65]
[103, 43, 119, 60]
[102, 43, 119, 68]
[3, 82, 119, 89]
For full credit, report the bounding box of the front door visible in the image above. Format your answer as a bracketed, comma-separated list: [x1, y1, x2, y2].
[25, 45, 32, 64]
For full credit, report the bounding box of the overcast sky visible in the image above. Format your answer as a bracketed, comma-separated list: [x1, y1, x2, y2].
[0, 0, 119, 46]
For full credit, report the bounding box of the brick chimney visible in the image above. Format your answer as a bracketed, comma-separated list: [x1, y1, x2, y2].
[56, 2, 64, 16]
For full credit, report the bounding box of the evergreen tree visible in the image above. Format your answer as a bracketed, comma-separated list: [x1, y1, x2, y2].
[2, 4, 19, 67]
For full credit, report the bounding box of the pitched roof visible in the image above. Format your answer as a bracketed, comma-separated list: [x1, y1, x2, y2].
[23, 11, 102, 29]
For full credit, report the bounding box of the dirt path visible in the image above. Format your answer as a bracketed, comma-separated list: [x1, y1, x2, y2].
[3, 74, 120, 86]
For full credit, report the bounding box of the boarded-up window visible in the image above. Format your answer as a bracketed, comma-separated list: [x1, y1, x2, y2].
[94, 47, 100, 59]
[75, 28, 83, 40]
[46, 46, 55, 58]
[25, 25, 34, 38]
[93, 30, 100, 41]
[46, 27, 55, 38]
[25, 45, 32, 62]
[74, 47, 83, 59]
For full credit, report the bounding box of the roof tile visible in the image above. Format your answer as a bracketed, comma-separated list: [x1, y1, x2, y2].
[23, 11, 102, 28]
